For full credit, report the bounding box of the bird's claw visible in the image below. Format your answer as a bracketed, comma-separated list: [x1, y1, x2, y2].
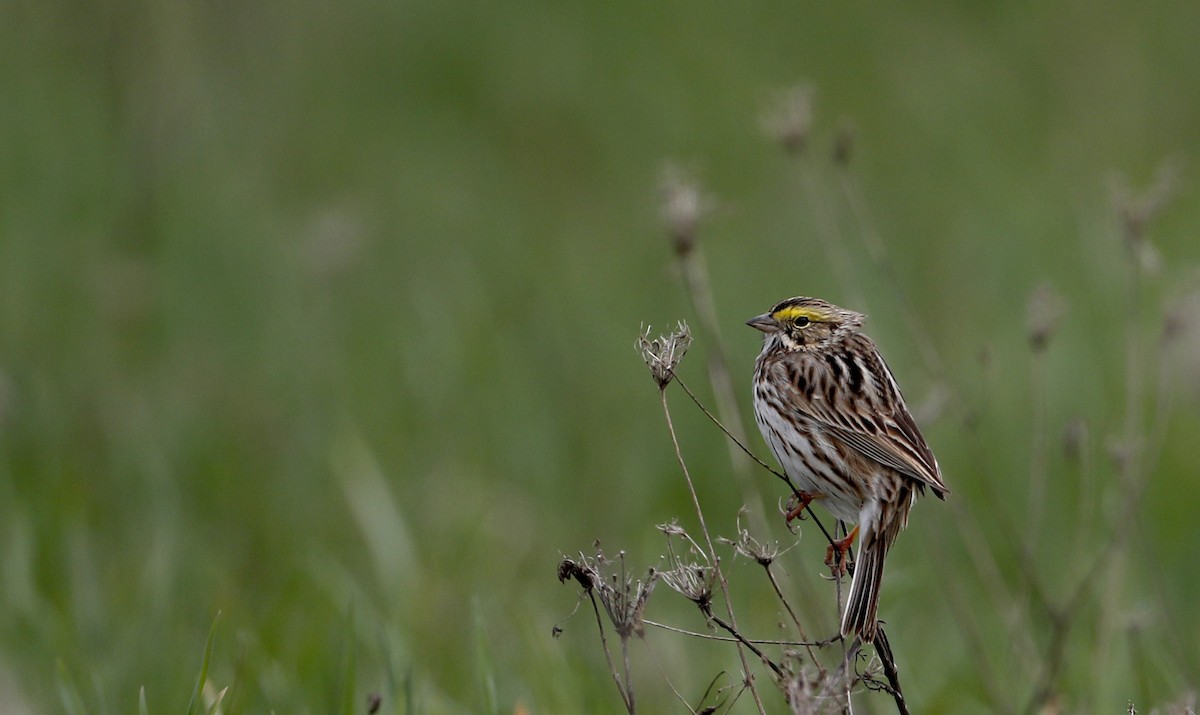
[824, 526, 859, 577]
[783, 490, 820, 523]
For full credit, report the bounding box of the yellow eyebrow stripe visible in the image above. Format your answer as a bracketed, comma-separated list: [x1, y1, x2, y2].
[772, 306, 828, 322]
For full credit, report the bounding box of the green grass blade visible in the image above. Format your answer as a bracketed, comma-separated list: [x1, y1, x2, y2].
[55, 660, 87, 715]
[204, 686, 227, 715]
[140, 686, 149, 715]
[186, 611, 222, 715]
[472, 599, 498, 715]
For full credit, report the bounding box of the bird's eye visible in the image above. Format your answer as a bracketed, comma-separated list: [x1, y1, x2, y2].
[795, 316, 810, 328]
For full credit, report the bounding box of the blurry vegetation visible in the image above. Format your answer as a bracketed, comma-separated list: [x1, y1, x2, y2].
[1, 0, 1199, 713]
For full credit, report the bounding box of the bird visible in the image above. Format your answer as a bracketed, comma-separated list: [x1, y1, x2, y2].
[747, 296, 947, 643]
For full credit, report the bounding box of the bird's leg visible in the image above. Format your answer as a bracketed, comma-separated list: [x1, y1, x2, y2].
[784, 490, 822, 522]
[825, 524, 859, 576]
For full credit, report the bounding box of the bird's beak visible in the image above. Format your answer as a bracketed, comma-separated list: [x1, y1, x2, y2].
[746, 314, 779, 333]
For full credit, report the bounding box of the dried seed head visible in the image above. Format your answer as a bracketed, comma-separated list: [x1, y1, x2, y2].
[762, 85, 815, 155]
[659, 527, 714, 606]
[637, 322, 692, 389]
[1062, 418, 1089, 463]
[1163, 287, 1200, 345]
[1161, 287, 1200, 401]
[781, 657, 848, 715]
[720, 508, 779, 566]
[659, 164, 710, 256]
[1026, 282, 1066, 352]
[596, 560, 657, 640]
[1111, 161, 1179, 273]
[1106, 437, 1137, 473]
[559, 550, 656, 639]
[656, 520, 688, 538]
[660, 562, 713, 606]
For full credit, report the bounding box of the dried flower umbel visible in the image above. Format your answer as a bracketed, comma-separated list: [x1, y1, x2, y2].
[558, 552, 656, 639]
[659, 165, 711, 256]
[657, 522, 715, 609]
[637, 322, 692, 389]
[719, 508, 780, 567]
[1111, 162, 1179, 276]
[1027, 282, 1066, 352]
[761, 85, 815, 155]
[557, 550, 654, 714]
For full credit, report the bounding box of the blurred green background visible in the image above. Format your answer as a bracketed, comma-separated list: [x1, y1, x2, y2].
[2, 1, 1199, 713]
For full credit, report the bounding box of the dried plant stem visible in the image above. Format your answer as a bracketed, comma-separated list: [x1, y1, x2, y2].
[675, 370, 848, 635]
[1091, 250, 1148, 703]
[644, 619, 837, 648]
[1134, 345, 1196, 676]
[1023, 604, 1081, 714]
[1055, 178, 1184, 711]
[1028, 366, 1174, 715]
[833, 637, 862, 715]
[796, 160, 865, 309]
[673, 375, 840, 550]
[835, 161, 1049, 676]
[673, 375, 784, 480]
[622, 638, 635, 714]
[928, 530, 1015, 713]
[834, 157, 1056, 711]
[588, 592, 635, 714]
[1069, 421, 1098, 575]
[1026, 350, 1050, 544]
[659, 388, 769, 715]
[825, 152, 1080, 713]
[873, 628, 910, 715]
[763, 563, 821, 665]
[641, 639, 707, 712]
[676, 244, 769, 531]
[835, 168, 946, 379]
[705, 610, 786, 680]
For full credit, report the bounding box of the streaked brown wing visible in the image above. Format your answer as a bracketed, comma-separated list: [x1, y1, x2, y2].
[786, 338, 948, 497]
[825, 419, 947, 497]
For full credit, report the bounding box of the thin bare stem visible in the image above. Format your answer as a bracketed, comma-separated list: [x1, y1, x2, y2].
[704, 610, 786, 680]
[641, 638, 711, 713]
[589, 591, 634, 714]
[661, 165, 766, 531]
[622, 638, 636, 714]
[835, 156, 1042, 659]
[834, 168, 946, 379]
[763, 563, 821, 665]
[1028, 382, 1199, 713]
[680, 248, 757, 483]
[1026, 350, 1050, 544]
[659, 388, 769, 714]
[1068, 419, 1097, 577]
[795, 159, 866, 309]
[1025, 282, 1065, 547]
[873, 628, 910, 715]
[927, 525, 1016, 713]
[1092, 218, 1147, 702]
[644, 619, 838, 647]
[673, 375, 786, 480]
[673, 375, 840, 550]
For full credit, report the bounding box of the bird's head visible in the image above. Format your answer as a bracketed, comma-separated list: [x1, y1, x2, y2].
[746, 296, 865, 352]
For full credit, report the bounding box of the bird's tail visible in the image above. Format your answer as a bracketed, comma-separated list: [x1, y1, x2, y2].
[841, 532, 887, 643]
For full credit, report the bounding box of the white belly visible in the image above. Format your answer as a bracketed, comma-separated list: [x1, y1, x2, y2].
[755, 408, 864, 524]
